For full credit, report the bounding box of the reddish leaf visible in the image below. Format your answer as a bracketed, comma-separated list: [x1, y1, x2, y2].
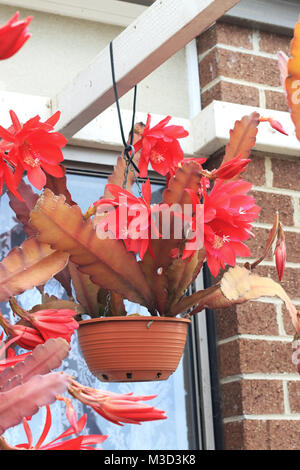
[140, 252, 169, 315]
[68, 261, 100, 316]
[8, 179, 39, 237]
[0, 372, 72, 435]
[45, 164, 76, 206]
[0, 338, 70, 392]
[249, 212, 279, 270]
[165, 248, 205, 311]
[222, 112, 260, 164]
[9, 178, 73, 296]
[0, 237, 69, 302]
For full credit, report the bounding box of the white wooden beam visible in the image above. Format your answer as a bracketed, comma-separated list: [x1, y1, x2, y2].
[51, 0, 241, 139]
[0, 1, 146, 28]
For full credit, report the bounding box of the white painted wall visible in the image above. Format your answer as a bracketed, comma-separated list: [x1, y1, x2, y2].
[0, 4, 190, 118]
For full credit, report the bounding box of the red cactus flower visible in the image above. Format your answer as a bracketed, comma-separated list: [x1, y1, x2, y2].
[275, 222, 286, 281]
[0, 110, 67, 190]
[94, 179, 160, 259]
[134, 114, 189, 178]
[56, 395, 82, 434]
[9, 300, 79, 344]
[0, 349, 31, 373]
[12, 405, 107, 450]
[0, 312, 44, 350]
[26, 309, 79, 343]
[0, 152, 22, 200]
[259, 116, 288, 136]
[0, 334, 31, 372]
[69, 380, 167, 426]
[0, 12, 33, 60]
[203, 179, 261, 277]
[211, 156, 251, 180]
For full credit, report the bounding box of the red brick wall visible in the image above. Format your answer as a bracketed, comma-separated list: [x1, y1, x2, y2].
[198, 21, 291, 112]
[198, 21, 300, 450]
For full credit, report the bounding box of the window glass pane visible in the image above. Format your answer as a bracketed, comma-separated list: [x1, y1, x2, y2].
[1, 172, 199, 450]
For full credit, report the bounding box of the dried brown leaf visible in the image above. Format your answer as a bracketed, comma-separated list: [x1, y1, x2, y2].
[30, 294, 83, 315]
[221, 266, 299, 335]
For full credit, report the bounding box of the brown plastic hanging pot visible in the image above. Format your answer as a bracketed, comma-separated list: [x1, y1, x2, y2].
[78, 315, 190, 382]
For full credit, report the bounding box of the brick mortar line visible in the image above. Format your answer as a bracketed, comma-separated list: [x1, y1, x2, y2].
[220, 373, 300, 384]
[293, 197, 300, 226]
[276, 304, 287, 337]
[252, 185, 300, 198]
[223, 414, 300, 424]
[198, 43, 278, 64]
[264, 157, 273, 188]
[218, 334, 293, 346]
[259, 88, 266, 109]
[253, 222, 300, 234]
[200, 75, 283, 94]
[249, 297, 300, 305]
[252, 30, 260, 54]
[282, 381, 291, 414]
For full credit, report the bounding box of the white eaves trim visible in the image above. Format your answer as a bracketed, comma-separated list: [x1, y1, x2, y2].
[0, 91, 299, 160]
[0, 0, 146, 28]
[0, 90, 51, 126]
[73, 100, 300, 159]
[4, 0, 299, 31]
[191, 100, 300, 158]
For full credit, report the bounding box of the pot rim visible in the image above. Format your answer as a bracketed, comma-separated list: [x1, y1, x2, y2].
[78, 315, 191, 326]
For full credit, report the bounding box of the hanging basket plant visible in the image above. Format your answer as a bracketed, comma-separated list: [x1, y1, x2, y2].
[0, 9, 300, 450]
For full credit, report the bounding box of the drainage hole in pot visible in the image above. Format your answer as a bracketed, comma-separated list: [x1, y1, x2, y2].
[126, 372, 132, 379]
[157, 372, 162, 378]
[102, 374, 109, 380]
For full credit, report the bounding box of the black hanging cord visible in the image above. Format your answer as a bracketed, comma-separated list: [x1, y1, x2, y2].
[109, 40, 139, 187]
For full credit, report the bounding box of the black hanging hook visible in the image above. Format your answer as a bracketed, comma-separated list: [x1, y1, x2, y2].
[109, 41, 139, 179]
